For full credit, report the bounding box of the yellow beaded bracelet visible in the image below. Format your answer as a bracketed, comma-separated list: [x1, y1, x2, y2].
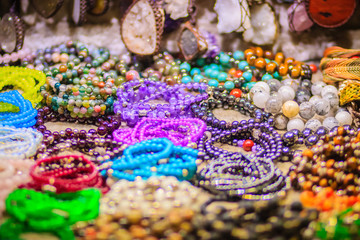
[0, 66, 46, 107]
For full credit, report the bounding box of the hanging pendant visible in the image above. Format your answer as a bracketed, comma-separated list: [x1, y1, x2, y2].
[288, 1, 313, 32]
[72, 0, 88, 25]
[121, 0, 165, 56]
[305, 0, 356, 28]
[178, 21, 207, 61]
[243, 3, 277, 45]
[0, 13, 24, 53]
[88, 0, 110, 16]
[214, 0, 251, 34]
[30, 0, 64, 18]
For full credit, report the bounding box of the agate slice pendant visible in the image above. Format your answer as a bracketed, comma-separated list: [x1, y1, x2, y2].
[178, 21, 207, 61]
[0, 13, 24, 53]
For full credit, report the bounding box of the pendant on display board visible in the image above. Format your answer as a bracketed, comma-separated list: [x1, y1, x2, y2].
[72, 0, 88, 25]
[288, 1, 313, 32]
[178, 22, 207, 61]
[214, 0, 251, 33]
[306, 0, 356, 28]
[0, 13, 24, 53]
[88, 0, 110, 16]
[30, 0, 64, 18]
[121, 0, 165, 56]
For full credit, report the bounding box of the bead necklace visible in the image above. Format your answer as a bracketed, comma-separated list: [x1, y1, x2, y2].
[114, 78, 208, 126]
[100, 138, 199, 181]
[112, 117, 207, 147]
[191, 85, 271, 130]
[35, 107, 124, 162]
[290, 126, 360, 196]
[0, 159, 33, 215]
[0, 49, 31, 66]
[23, 155, 108, 194]
[38, 41, 125, 120]
[102, 176, 209, 217]
[0, 66, 46, 107]
[0, 188, 100, 240]
[0, 126, 43, 160]
[0, 90, 38, 128]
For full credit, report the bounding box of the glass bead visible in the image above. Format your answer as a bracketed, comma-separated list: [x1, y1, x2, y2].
[321, 85, 338, 97]
[323, 117, 339, 130]
[253, 82, 270, 93]
[282, 100, 299, 118]
[287, 118, 305, 131]
[314, 99, 330, 116]
[278, 85, 295, 102]
[304, 119, 322, 131]
[274, 113, 289, 130]
[253, 92, 270, 108]
[267, 78, 282, 92]
[322, 92, 339, 109]
[335, 111, 352, 126]
[265, 96, 282, 114]
[295, 88, 311, 104]
[299, 102, 315, 120]
[311, 81, 326, 96]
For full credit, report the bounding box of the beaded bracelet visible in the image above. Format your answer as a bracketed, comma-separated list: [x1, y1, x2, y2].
[0, 188, 100, 240]
[23, 155, 108, 194]
[113, 117, 207, 147]
[0, 159, 33, 215]
[290, 126, 360, 196]
[114, 78, 208, 126]
[0, 49, 31, 66]
[0, 66, 46, 107]
[0, 90, 38, 128]
[191, 85, 271, 130]
[0, 126, 43, 160]
[100, 138, 199, 181]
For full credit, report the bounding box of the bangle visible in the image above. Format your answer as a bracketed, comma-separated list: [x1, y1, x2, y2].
[112, 117, 206, 147]
[114, 78, 208, 126]
[0, 188, 100, 240]
[0, 159, 33, 215]
[100, 138, 199, 181]
[0, 126, 42, 160]
[23, 155, 108, 193]
[0, 90, 38, 128]
[0, 66, 46, 107]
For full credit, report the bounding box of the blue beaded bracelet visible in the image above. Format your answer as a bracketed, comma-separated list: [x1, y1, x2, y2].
[101, 138, 198, 181]
[0, 90, 37, 128]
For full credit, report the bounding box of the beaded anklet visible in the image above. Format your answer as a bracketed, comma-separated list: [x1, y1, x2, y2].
[113, 117, 207, 147]
[100, 138, 199, 181]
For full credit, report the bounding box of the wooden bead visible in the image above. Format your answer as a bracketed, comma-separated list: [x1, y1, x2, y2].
[265, 62, 277, 74]
[254, 57, 266, 69]
[274, 52, 285, 64]
[278, 63, 288, 76]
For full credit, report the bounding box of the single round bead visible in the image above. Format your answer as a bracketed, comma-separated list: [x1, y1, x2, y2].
[253, 92, 270, 109]
[243, 140, 254, 152]
[253, 82, 270, 93]
[323, 117, 339, 130]
[287, 118, 305, 131]
[335, 111, 352, 126]
[230, 89, 242, 98]
[267, 78, 282, 92]
[304, 119, 322, 131]
[311, 81, 326, 96]
[322, 92, 339, 109]
[278, 85, 295, 102]
[282, 100, 299, 118]
[321, 85, 338, 97]
[274, 113, 289, 130]
[299, 102, 315, 120]
[314, 99, 330, 116]
[265, 96, 282, 114]
[309, 95, 321, 104]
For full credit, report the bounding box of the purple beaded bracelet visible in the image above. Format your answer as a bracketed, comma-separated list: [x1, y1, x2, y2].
[113, 78, 208, 126]
[113, 117, 207, 147]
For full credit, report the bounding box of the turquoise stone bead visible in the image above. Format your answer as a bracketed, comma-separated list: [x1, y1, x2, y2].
[209, 70, 219, 79]
[180, 62, 191, 71]
[238, 61, 249, 71]
[218, 72, 228, 82]
[224, 81, 235, 91]
[233, 51, 244, 60]
[193, 74, 204, 83]
[190, 68, 201, 76]
[181, 76, 192, 84]
[261, 73, 273, 81]
[210, 63, 220, 70]
[208, 79, 219, 87]
[204, 68, 213, 77]
[219, 53, 230, 65]
[243, 82, 256, 90]
[242, 71, 253, 82]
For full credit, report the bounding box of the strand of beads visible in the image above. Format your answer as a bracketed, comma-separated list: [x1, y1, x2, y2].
[22, 155, 108, 194]
[100, 138, 199, 181]
[191, 85, 271, 130]
[290, 126, 360, 196]
[0, 126, 43, 160]
[0, 159, 33, 215]
[0, 188, 100, 240]
[0, 66, 46, 107]
[113, 117, 207, 147]
[114, 78, 208, 126]
[0, 90, 38, 127]
[0, 49, 31, 66]
[38, 41, 125, 121]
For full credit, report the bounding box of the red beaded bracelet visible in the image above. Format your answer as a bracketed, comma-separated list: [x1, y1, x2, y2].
[22, 155, 108, 194]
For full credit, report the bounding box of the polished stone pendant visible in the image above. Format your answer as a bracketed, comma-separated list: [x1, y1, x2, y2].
[121, 0, 164, 56]
[288, 1, 313, 32]
[30, 0, 64, 18]
[0, 13, 24, 53]
[164, 0, 191, 20]
[72, 0, 88, 25]
[178, 22, 207, 61]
